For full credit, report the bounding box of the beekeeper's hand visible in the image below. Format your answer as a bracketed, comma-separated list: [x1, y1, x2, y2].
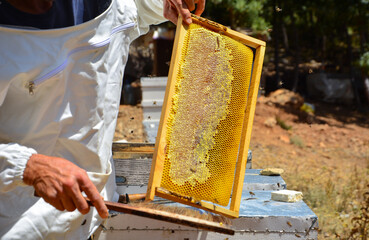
[164, 0, 206, 25]
[23, 154, 109, 219]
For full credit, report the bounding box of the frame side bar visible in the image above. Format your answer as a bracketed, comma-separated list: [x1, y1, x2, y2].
[146, 17, 188, 201]
[230, 45, 266, 212]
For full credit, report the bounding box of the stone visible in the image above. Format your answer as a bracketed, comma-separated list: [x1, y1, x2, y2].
[271, 190, 303, 202]
[264, 117, 277, 128]
[260, 168, 284, 176]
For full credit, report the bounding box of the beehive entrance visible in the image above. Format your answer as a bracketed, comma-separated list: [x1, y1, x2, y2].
[147, 16, 265, 218]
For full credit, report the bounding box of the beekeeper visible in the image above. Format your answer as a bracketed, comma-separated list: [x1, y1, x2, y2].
[0, 0, 205, 239]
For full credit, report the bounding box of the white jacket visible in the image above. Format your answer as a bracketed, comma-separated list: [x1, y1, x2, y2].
[0, 0, 166, 239]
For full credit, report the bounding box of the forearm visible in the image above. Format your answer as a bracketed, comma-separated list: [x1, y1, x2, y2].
[0, 143, 37, 192]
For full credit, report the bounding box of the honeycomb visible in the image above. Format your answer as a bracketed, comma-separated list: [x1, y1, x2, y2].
[161, 23, 254, 206]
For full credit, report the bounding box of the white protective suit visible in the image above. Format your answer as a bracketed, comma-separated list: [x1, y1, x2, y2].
[0, 0, 166, 239]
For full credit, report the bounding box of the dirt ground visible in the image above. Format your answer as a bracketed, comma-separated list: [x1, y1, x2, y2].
[114, 104, 146, 143]
[114, 89, 369, 238]
[114, 90, 369, 165]
[250, 90, 369, 173]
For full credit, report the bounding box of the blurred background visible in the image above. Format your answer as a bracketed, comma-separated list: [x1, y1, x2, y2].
[122, 0, 369, 108]
[116, 1, 369, 239]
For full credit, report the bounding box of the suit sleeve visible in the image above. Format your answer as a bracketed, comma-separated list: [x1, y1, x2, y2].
[0, 143, 37, 192]
[134, 0, 167, 29]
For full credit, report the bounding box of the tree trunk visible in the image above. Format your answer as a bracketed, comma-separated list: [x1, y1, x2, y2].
[346, 27, 361, 107]
[292, 22, 300, 92]
[282, 23, 289, 52]
[273, 0, 281, 86]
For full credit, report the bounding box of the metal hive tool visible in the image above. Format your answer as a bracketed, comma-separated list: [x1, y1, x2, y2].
[147, 15, 266, 218]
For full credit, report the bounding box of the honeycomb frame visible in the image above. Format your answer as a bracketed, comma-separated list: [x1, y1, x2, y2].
[146, 15, 266, 218]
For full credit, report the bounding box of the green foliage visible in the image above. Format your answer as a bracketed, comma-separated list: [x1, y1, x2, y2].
[300, 103, 315, 114]
[289, 135, 305, 148]
[275, 116, 292, 130]
[205, 0, 369, 76]
[359, 52, 369, 76]
[243, 0, 269, 33]
[205, 0, 270, 34]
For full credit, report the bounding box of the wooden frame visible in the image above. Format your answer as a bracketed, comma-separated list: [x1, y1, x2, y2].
[146, 15, 266, 218]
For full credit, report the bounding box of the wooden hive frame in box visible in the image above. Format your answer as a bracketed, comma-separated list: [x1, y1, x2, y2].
[146, 15, 266, 218]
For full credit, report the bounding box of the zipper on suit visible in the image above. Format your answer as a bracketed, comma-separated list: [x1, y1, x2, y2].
[28, 22, 135, 95]
[28, 81, 35, 95]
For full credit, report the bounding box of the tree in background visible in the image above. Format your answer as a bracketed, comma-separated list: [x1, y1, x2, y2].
[205, 0, 369, 106]
[205, 0, 270, 33]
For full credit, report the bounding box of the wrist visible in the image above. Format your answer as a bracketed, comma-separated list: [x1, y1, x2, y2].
[23, 153, 41, 186]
